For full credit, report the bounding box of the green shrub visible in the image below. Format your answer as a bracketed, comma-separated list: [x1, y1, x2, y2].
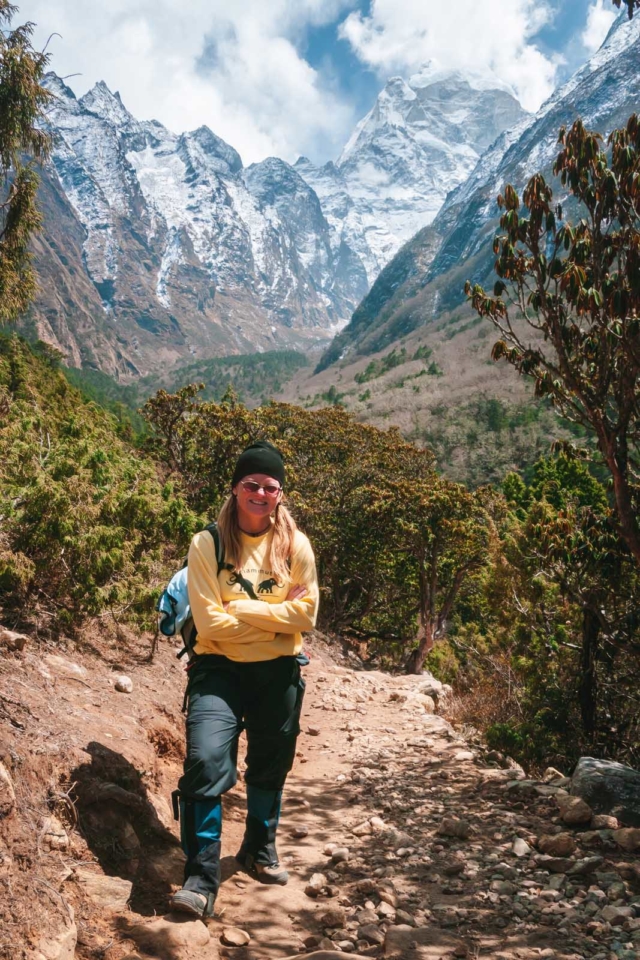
[0, 335, 198, 633]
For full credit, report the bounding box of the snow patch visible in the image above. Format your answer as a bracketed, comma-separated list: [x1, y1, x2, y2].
[156, 228, 184, 308]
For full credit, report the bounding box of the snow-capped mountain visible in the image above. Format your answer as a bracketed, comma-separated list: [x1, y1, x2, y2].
[317, 11, 640, 369]
[30, 75, 371, 376]
[27, 66, 523, 378]
[296, 68, 526, 284]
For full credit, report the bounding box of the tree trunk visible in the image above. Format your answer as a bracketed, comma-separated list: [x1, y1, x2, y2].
[597, 429, 640, 567]
[406, 621, 435, 674]
[610, 461, 640, 567]
[578, 607, 600, 739]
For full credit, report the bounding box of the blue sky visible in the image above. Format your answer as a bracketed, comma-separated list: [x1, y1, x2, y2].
[20, 0, 620, 165]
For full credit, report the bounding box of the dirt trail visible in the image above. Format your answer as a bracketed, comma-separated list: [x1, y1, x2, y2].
[1, 633, 639, 960]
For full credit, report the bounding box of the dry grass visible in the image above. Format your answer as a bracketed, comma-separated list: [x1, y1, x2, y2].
[444, 651, 525, 740]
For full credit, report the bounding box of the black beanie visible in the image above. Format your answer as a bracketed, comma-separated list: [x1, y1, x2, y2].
[232, 440, 285, 489]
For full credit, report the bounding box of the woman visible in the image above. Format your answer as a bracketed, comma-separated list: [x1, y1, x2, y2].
[170, 440, 319, 919]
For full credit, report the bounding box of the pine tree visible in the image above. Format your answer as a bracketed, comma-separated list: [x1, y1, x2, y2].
[0, 1, 51, 323]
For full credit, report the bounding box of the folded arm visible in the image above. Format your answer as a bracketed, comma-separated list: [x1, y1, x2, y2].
[188, 532, 276, 645]
[228, 533, 319, 635]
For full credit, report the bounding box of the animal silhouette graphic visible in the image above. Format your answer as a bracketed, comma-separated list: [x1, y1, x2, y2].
[257, 577, 283, 594]
[227, 571, 258, 599]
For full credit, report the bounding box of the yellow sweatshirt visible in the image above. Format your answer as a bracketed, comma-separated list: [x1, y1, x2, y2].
[188, 527, 319, 662]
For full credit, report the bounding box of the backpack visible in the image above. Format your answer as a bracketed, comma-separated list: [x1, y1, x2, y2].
[156, 523, 229, 661]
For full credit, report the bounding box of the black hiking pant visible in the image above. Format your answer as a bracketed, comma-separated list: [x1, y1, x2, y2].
[174, 654, 305, 896]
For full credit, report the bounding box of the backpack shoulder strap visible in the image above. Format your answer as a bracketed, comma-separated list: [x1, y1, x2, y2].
[204, 522, 225, 570]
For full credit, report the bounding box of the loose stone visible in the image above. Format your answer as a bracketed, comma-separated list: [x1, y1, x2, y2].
[305, 873, 328, 897]
[331, 847, 351, 863]
[0, 762, 16, 818]
[437, 818, 471, 839]
[600, 905, 635, 925]
[558, 796, 593, 825]
[357, 924, 385, 945]
[320, 908, 347, 928]
[221, 928, 251, 947]
[513, 838, 532, 857]
[613, 827, 640, 852]
[539, 833, 577, 857]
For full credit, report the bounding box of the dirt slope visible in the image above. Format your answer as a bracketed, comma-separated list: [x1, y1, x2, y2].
[1, 632, 638, 960]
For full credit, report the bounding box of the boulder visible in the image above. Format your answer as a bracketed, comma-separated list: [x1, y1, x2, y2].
[305, 872, 327, 897]
[351, 820, 373, 837]
[331, 847, 350, 863]
[591, 813, 619, 830]
[567, 855, 604, 875]
[75, 868, 132, 911]
[320, 908, 346, 928]
[127, 916, 209, 954]
[543, 767, 565, 782]
[512, 838, 532, 857]
[409, 694, 436, 714]
[535, 855, 575, 873]
[571, 756, 640, 827]
[357, 924, 385, 946]
[418, 673, 449, 701]
[600, 905, 635, 925]
[437, 818, 471, 839]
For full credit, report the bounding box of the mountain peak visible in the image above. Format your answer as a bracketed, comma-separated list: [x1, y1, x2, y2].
[181, 125, 243, 175]
[339, 66, 525, 169]
[80, 81, 134, 127]
[43, 72, 77, 101]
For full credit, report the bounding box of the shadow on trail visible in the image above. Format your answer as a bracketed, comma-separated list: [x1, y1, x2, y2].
[69, 740, 182, 916]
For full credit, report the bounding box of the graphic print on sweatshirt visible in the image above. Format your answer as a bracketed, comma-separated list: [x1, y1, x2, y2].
[225, 565, 285, 601]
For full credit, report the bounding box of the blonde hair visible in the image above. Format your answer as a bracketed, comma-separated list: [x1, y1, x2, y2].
[217, 495, 297, 582]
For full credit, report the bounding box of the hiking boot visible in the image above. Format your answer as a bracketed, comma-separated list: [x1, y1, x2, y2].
[169, 888, 216, 918]
[235, 850, 289, 885]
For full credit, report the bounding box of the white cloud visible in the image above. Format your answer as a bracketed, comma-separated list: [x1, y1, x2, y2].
[582, 0, 617, 53]
[16, 0, 358, 164]
[338, 0, 558, 113]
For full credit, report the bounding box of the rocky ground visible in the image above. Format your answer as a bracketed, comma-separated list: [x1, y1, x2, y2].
[1, 629, 639, 960]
